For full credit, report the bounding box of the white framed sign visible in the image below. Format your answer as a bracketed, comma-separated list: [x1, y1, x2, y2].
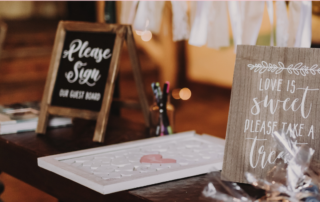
[38, 131, 225, 194]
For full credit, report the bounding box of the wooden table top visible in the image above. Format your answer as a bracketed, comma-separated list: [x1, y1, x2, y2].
[0, 117, 263, 202]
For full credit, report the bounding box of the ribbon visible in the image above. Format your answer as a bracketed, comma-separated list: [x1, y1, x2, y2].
[288, 1, 312, 48]
[133, 1, 165, 34]
[188, 1, 210, 46]
[171, 1, 189, 41]
[276, 1, 289, 47]
[120, 1, 138, 24]
[207, 1, 229, 49]
[189, 1, 197, 27]
[266, 1, 274, 46]
[288, 2, 302, 47]
[298, 1, 312, 48]
[241, 1, 265, 45]
[228, 1, 243, 50]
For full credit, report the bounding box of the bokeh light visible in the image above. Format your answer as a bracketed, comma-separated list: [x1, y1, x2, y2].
[141, 30, 152, 42]
[172, 88, 181, 99]
[179, 88, 191, 100]
[135, 30, 143, 36]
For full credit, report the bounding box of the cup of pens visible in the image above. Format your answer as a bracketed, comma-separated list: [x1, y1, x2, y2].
[150, 82, 175, 137]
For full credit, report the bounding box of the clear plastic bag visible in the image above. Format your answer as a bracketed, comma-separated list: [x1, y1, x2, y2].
[202, 129, 320, 202]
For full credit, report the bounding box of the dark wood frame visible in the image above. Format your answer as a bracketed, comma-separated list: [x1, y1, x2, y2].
[36, 21, 150, 143]
[0, 21, 7, 59]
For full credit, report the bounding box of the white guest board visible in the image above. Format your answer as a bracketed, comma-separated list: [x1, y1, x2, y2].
[38, 131, 225, 194]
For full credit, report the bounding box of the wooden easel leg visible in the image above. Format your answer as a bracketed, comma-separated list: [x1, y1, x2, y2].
[36, 104, 49, 134]
[126, 26, 150, 128]
[36, 22, 65, 135]
[92, 29, 125, 143]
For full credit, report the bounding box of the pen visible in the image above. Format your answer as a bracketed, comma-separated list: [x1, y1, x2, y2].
[162, 82, 172, 134]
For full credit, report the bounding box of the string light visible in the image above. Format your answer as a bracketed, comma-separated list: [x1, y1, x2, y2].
[135, 19, 152, 42]
[141, 30, 152, 41]
[172, 88, 181, 99]
[179, 88, 191, 100]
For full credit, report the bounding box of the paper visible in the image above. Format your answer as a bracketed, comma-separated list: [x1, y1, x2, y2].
[120, 1, 138, 24]
[288, 1, 312, 48]
[133, 1, 165, 34]
[276, 1, 289, 47]
[288, 2, 302, 47]
[297, 1, 312, 48]
[241, 1, 265, 45]
[228, 1, 242, 51]
[207, 1, 230, 49]
[188, 1, 210, 46]
[266, 1, 274, 46]
[171, 1, 189, 41]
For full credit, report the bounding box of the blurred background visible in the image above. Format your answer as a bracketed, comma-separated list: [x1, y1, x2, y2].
[0, 1, 320, 201]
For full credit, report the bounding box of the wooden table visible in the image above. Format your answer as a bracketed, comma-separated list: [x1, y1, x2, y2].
[0, 117, 263, 202]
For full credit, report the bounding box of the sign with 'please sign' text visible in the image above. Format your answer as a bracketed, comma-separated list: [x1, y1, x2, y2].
[51, 31, 116, 111]
[36, 21, 150, 143]
[222, 45, 320, 183]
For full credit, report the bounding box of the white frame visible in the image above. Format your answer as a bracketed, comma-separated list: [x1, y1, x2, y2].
[38, 131, 225, 194]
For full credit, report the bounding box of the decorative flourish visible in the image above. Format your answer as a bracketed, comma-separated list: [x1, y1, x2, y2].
[247, 61, 320, 76]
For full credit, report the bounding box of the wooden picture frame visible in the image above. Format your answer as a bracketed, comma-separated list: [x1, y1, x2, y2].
[36, 21, 150, 143]
[222, 45, 320, 183]
[0, 21, 7, 59]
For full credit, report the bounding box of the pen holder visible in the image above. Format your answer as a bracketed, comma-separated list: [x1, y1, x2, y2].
[149, 95, 175, 136]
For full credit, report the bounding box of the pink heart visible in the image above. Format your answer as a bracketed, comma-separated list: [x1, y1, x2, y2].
[140, 154, 176, 164]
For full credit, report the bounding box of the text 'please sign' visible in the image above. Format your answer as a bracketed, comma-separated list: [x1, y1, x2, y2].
[222, 45, 320, 183]
[36, 21, 150, 143]
[51, 31, 116, 111]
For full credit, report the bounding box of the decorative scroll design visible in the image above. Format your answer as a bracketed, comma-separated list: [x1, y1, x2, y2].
[248, 61, 320, 76]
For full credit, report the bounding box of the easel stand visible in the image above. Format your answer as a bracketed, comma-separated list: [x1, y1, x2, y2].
[36, 21, 150, 143]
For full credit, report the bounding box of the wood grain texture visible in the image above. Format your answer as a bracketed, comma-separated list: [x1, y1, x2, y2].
[0, 21, 7, 60]
[63, 21, 124, 33]
[126, 26, 150, 127]
[93, 26, 126, 142]
[36, 21, 65, 134]
[112, 98, 141, 110]
[222, 45, 320, 183]
[47, 106, 98, 120]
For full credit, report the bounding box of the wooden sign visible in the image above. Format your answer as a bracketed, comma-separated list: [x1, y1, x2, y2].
[36, 21, 150, 143]
[222, 45, 320, 183]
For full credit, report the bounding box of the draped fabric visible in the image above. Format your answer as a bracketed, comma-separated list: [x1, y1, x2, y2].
[120, 1, 138, 24]
[228, 1, 242, 50]
[171, 1, 189, 42]
[122, 1, 311, 49]
[276, 1, 289, 47]
[266, 1, 274, 46]
[241, 2, 265, 45]
[188, 1, 210, 46]
[287, 1, 312, 48]
[207, 1, 229, 49]
[133, 1, 165, 34]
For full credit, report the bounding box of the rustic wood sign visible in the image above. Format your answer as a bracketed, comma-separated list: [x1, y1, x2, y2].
[222, 45, 320, 183]
[36, 21, 150, 143]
